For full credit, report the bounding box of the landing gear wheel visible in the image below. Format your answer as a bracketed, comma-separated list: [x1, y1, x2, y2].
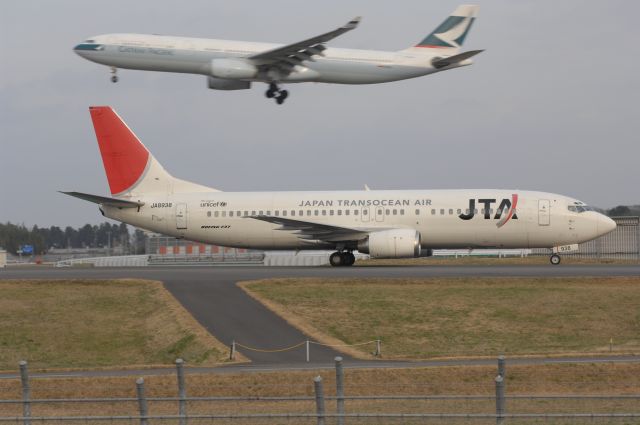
[550, 254, 561, 265]
[329, 252, 343, 267]
[109, 67, 118, 83]
[276, 96, 285, 105]
[279, 90, 289, 101]
[265, 88, 276, 98]
[342, 252, 355, 266]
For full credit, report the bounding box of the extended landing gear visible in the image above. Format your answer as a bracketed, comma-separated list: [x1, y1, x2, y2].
[550, 254, 561, 265]
[265, 83, 288, 104]
[329, 251, 356, 267]
[110, 67, 118, 83]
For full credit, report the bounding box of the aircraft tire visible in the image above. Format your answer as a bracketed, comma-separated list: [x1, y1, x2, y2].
[111, 75, 119, 83]
[550, 254, 561, 265]
[330, 252, 343, 267]
[342, 252, 355, 266]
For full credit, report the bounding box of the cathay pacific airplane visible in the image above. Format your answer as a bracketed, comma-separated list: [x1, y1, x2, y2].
[62, 107, 616, 266]
[74, 5, 483, 104]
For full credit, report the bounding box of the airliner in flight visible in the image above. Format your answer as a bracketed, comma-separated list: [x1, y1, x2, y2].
[73, 5, 483, 104]
[62, 107, 616, 266]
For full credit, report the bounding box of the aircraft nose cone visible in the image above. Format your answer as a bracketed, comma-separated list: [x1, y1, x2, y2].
[597, 214, 616, 236]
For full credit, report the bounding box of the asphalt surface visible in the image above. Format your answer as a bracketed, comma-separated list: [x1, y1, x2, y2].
[2, 265, 639, 366]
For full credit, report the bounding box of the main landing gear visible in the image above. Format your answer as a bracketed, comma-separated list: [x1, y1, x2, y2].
[265, 83, 288, 104]
[329, 251, 355, 267]
[110, 66, 118, 83]
[550, 254, 561, 265]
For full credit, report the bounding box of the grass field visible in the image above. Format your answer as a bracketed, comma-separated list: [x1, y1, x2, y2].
[0, 363, 638, 417]
[0, 279, 237, 370]
[241, 277, 640, 359]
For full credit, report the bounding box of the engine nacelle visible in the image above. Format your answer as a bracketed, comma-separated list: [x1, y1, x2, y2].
[358, 229, 421, 259]
[207, 76, 251, 90]
[210, 58, 257, 80]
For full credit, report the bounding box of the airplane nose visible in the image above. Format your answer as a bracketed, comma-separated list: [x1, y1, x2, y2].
[596, 214, 616, 236]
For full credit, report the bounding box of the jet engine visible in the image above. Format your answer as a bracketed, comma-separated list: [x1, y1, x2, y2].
[357, 229, 421, 258]
[210, 58, 257, 80]
[207, 76, 251, 90]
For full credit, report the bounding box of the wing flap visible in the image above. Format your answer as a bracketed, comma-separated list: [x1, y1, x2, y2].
[60, 191, 144, 208]
[248, 215, 371, 242]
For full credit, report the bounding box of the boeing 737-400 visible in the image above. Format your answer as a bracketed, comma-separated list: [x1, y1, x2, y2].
[62, 107, 616, 266]
[74, 5, 483, 104]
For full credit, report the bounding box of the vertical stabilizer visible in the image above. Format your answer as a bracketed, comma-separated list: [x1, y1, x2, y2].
[405, 4, 479, 53]
[89, 106, 217, 197]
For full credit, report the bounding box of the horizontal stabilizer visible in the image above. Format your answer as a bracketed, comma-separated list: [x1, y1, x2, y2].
[432, 49, 483, 69]
[60, 191, 144, 208]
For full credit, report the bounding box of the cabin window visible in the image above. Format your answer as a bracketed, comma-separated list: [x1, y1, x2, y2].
[440, 209, 445, 215]
[266, 210, 271, 215]
[354, 210, 359, 215]
[345, 210, 350, 216]
[229, 211, 234, 217]
[400, 209, 404, 215]
[415, 209, 420, 215]
[275, 211, 279, 216]
[315, 210, 319, 216]
[237, 211, 241, 217]
[259, 210, 263, 215]
[322, 210, 327, 216]
[449, 209, 453, 215]
[457, 209, 462, 214]
[362, 210, 367, 215]
[337, 210, 342, 216]
[299, 210, 304, 216]
[431, 209, 436, 215]
[207, 211, 211, 217]
[251, 210, 256, 216]
[330, 210, 334, 216]
[386, 209, 390, 215]
[222, 211, 226, 217]
[282, 210, 287, 216]
[243, 211, 248, 216]
[307, 210, 311, 216]
[290, 210, 295, 216]
[214, 211, 219, 217]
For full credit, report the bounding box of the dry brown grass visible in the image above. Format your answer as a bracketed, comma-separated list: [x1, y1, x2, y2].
[0, 279, 245, 370]
[240, 277, 640, 359]
[0, 362, 638, 417]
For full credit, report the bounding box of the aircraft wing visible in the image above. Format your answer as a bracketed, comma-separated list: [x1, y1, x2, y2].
[248, 215, 378, 243]
[60, 191, 144, 208]
[248, 17, 361, 73]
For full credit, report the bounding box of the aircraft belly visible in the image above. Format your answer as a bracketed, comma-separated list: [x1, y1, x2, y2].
[307, 62, 431, 84]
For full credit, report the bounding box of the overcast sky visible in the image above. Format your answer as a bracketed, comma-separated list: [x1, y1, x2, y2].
[1, 0, 638, 227]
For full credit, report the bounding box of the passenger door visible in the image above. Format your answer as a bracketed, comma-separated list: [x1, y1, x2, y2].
[176, 203, 188, 230]
[538, 199, 550, 226]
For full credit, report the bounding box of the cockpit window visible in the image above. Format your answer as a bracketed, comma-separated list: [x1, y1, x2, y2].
[568, 204, 593, 213]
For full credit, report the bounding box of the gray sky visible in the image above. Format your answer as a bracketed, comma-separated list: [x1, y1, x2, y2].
[1, 0, 638, 227]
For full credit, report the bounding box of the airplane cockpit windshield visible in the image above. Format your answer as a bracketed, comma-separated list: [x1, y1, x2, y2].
[568, 203, 594, 213]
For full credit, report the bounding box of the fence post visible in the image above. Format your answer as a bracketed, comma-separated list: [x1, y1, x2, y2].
[495, 374, 505, 425]
[375, 340, 381, 357]
[313, 376, 325, 425]
[498, 355, 506, 378]
[176, 358, 187, 425]
[136, 378, 149, 425]
[229, 340, 236, 360]
[335, 356, 345, 425]
[19, 361, 31, 425]
[306, 340, 310, 362]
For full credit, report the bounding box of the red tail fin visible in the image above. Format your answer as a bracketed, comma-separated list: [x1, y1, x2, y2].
[89, 106, 150, 195]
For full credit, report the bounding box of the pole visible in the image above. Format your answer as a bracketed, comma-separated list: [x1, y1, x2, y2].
[229, 340, 236, 360]
[19, 361, 31, 425]
[335, 356, 345, 425]
[495, 375, 505, 425]
[498, 355, 506, 378]
[306, 340, 310, 362]
[375, 340, 381, 357]
[176, 358, 187, 425]
[136, 378, 148, 425]
[313, 376, 325, 425]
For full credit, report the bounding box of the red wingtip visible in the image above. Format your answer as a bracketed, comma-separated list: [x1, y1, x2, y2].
[89, 106, 150, 195]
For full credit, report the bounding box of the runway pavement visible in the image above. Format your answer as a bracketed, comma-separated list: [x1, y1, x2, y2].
[2, 264, 639, 365]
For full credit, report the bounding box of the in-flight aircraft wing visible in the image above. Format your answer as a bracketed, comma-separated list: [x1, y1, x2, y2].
[248, 215, 381, 243]
[248, 17, 361, 74]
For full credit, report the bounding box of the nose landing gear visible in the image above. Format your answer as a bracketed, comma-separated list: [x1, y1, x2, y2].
[110, 67, 118, 83]
[329, 251, 356, 267]
[265, 83, 288, 104]
[550, 254, 561, 265]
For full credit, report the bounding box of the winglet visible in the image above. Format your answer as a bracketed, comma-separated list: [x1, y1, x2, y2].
[345, 16, 361, 30]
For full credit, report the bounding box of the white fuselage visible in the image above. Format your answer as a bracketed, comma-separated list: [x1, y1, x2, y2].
[103, 189, 614, 251]
[75, 33, 461, 85]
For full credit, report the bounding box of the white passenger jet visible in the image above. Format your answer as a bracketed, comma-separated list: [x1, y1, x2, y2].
[74, 5, 483, 104]
[62, 107, 616, 266]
